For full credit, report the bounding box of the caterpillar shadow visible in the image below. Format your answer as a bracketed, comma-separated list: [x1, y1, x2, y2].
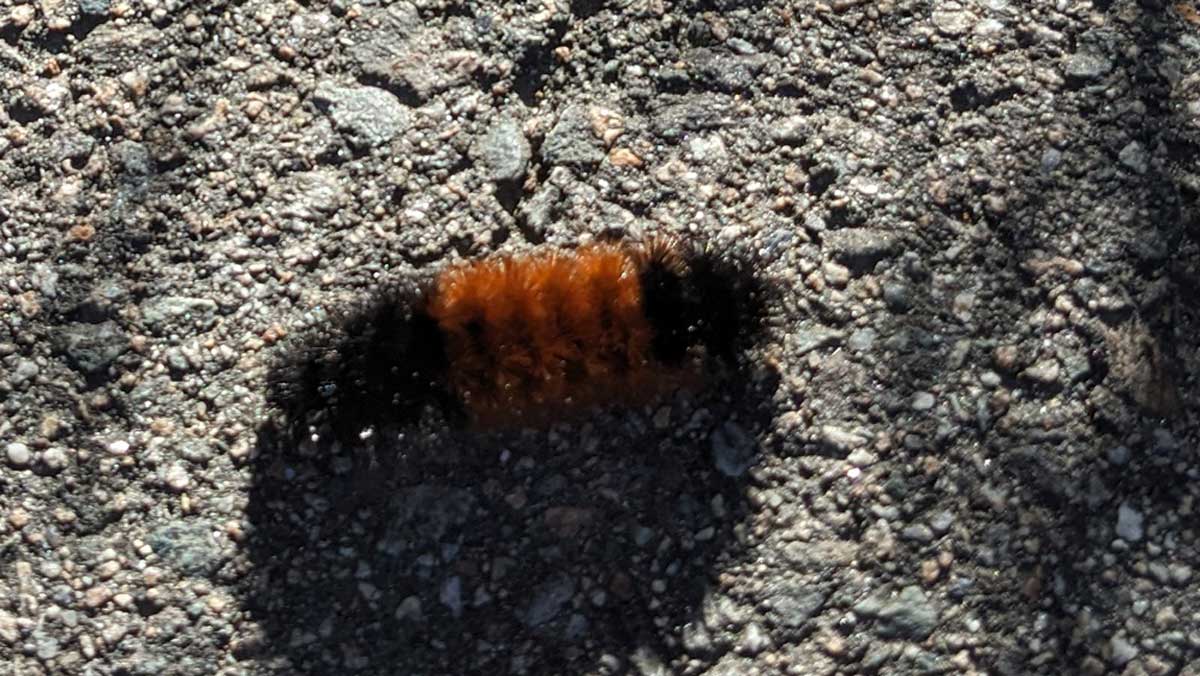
[239, 335, 781, 674]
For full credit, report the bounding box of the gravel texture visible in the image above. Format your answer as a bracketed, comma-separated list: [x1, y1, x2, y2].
[2, 1, 1200, 675]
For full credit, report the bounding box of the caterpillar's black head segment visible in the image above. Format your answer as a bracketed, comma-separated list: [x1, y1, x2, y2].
[639, 242, 768, 368]
[683, 248, 768, 364]
[265, 295, 457, 446]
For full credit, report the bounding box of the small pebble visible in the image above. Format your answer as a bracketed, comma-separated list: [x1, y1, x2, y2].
[993, 345, 1021, 371]
[911, 392, 935, 411]
[8, 508, 30, 529]
[823, 262, 850, 288]
[902, 524, 935, 543]
[1115, 503, 1144, 543]
[920, 559, 941, 584]
[6, 442, 32, 468]
[848, 328, 876, 351]
[1080, 656, 1105, 676]
[882, 281, 913, 312]
[930, 511, 955, 534]
[84, 586, 112, 609]
[737, 622, 771, 656]
[1169, 564, 1192, 585]
[1109, 635, 1138, 666]
[40, 447, 69, 473]
[164, 464, 191, 492]
[847, 448, 878, 467]
[1107, 445, 1131, 466]
[440, 577, 463, 617]
[1022, 359, 1061, 385]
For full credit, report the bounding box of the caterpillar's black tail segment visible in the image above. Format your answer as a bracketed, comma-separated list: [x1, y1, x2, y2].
[265, 291, 456, 444]
[639, 239, 768, 368]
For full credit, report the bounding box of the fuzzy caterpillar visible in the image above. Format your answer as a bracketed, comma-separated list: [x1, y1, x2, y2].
[267, 237, 767, 440]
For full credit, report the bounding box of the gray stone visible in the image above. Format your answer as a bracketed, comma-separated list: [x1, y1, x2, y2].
[177, 439, 213, 464]
[1064, 52, 1112, 83]
[312, 83, 411, 149]
[76, 24, 165, 74]
[726, 37, 757, 55]
[112, 139, 153, 178]
[519, 182, 562, 236]
[737, 622, 771, 655]
[34, 631, 60, 660]
[1153, 428, 1179, 453]
[1022, 359, 1061, 386]
[911, 392, 936, 411]
[804, 211, 827, 233]
[794, 328, 843, 356]
[769, 116, 810, 146]
[683, 48, 767, 93]
[395, 595, 422, 621]
[861, 643, 898, 670]
[164, 348, 191, 374]
[40, 447, 69, 473]
[871, 504, 901, 520]
[440, 576, 463, 617]
[847, 448, 878, 467]
[564, 613, 589, 640]
[1110, 635, 1138, 666]
[688, 134, 728, 164]
[1116, 503, 1144, 542]
[1041, 148, 1063, 173]
[274, 169, 347, 224]
[78, 0, 111, 16]
[902, 524, 935, 543]
[475, 117, 531, 183]
[821, 425, 868, 453]
[1061, 352, 1091, 382]
[141, 296, 218, 333]
[350, 16, 480, 104]
[542, 105, 604, 167]
[1118, 141, 1149, 175]
[883, 282, 913, 312]
[847, 328, 876, 351]
[55, 321, 128, 376]
[766, 586, 827, 629]
[54, 131, 97, 168]
[524, 574, 575, 627]
[710, 421, 755, 478]
[632, 525, 655, 547]
[651, 94, 733, 140]
[1107, 445, 1131, 466]
[10, 358, 37, 386]
[854, 586, 939, 640]
[932, 10, 973, 36]
[148, 521, 223, 577]
[824, 228, 900, 268]
[930, 511, 955, 534]
[162, 463, 190, 492]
